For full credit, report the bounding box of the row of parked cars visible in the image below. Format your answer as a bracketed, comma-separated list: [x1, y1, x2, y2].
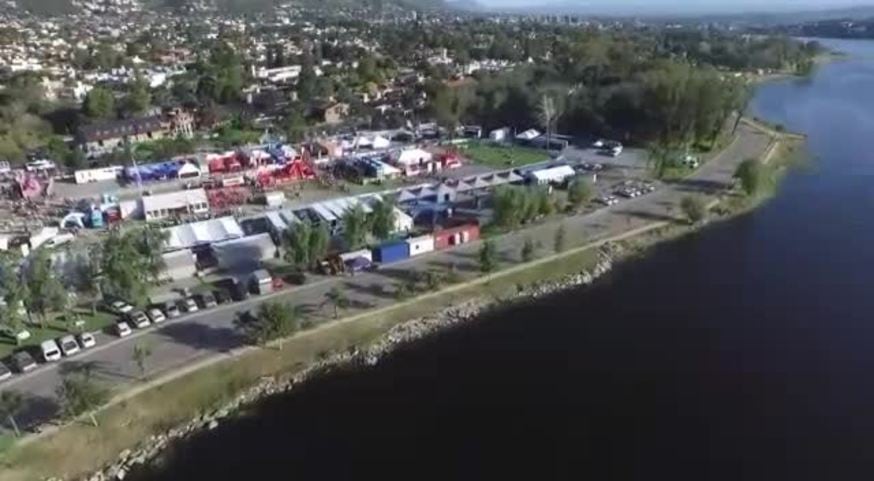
[0, 331, 98, 382]
[0, 277, 262, 383]
[108, 287, 238, 338]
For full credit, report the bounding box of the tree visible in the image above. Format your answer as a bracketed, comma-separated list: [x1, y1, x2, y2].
[680, 196, 707, 224]
[735, 158, 766, 196]
[479, 239, 498, 274]
[324, 286, 348, 319]
[341, 205, 369, 250]
[125, 74, 151, 116]
[284, 111, 308, 143]
[0, 390, 24, 437]
[236, 301, 301, 349]
[83, 87, 115, 118]
[535, 187, 555, 217]
[56, 368, 108, 427]
[370, 198, 396, 240]
[283, 221, 312, 270]
[132, 341, 152, 379]
[567, 176, 594, 210]
[554, 224, 567, 253]
[308, 223, 330, 269]
[22, 248, 66, 326]
[521, 237, 535, 262]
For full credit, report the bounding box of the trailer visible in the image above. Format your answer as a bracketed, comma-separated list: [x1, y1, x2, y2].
[434, 223, 479, 250]
[406, 235, 435, 257]
[372, 241, 409, 264]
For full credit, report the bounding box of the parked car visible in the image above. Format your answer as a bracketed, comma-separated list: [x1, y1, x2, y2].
[11, 351, 37, 373]
[195, 292, 217, 309]
[0, 361, 11, 381]
[109, 300, 134, 315]
[213, 289, 230, 305]
[147, 308, 166, 324]
[128, 311, 151, 328]
[597, 196, 619, 206]
[0, 324, 30, 343]
[180, 297, 199, 313]
[77, 332, 96, 349]
[163, 301, 181, 318]
[58, 335, 80, 356]
[40, 340, 62, 362]
[115, 321, 133, 337]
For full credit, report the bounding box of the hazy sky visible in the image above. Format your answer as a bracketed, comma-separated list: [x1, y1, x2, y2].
[476, 0, 874, 15]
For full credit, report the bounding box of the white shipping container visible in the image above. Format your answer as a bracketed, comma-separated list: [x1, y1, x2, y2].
[406, 235, 435, 257]
[74, 166, 123, 184]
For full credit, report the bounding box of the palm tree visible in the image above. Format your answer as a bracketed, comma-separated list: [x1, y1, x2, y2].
[132, 341, 152, 379]
[538, 94, 562, 151]
[323, 286, 348, 319]
[0, 390, 24, 437]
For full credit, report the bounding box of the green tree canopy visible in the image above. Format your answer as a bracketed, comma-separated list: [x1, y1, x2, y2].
[83, 87, 115, 118]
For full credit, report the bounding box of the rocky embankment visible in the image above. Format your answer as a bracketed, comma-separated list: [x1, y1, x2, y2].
[77, 245, 619, 481]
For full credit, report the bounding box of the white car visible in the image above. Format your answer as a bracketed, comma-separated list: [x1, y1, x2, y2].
[77, 332, 96, 349]
[40, 339, 62, 362]
[181, 298, 199, 313]
[110, 300, 134, 315]
[129, 311, 151, 329]
[592, 139, 605, 148]
[58, 335, 80, 356]
[147, 308, 166, 324]
[115, 321, 133, 337]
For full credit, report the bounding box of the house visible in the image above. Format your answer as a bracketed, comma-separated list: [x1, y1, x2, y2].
[141, 188, 209, 222]
[311, 102, 349, 125]
[77, 116, 165, 157]
[76, 108, 195, 157]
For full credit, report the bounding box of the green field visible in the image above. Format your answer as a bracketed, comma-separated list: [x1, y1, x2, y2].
[461, 143, 548, 168]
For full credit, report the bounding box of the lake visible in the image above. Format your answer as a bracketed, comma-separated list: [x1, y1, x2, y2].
[132, 39, 874, 480]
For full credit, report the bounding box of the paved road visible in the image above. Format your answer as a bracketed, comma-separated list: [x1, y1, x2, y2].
[0, 123, 774, 430]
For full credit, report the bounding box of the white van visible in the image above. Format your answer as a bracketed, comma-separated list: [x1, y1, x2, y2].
[40, 339, 62, 362]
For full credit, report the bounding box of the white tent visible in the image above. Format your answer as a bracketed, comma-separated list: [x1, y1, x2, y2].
[372, 135, 391, 149]
[395, 148, 433, 167]
[528, 165, 576, 185]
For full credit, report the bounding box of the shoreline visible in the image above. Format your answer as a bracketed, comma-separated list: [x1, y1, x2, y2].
[2, 122, 803, 481]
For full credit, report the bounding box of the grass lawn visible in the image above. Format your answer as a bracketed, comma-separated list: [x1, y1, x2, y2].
[0, 310, 115, 358]
[0, 243, 600, 481]
[461, 142, 548, 169]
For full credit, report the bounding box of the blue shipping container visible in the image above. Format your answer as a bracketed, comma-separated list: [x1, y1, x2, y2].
[372, 241, 409, 264]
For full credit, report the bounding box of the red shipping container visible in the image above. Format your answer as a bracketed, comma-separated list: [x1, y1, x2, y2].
[434, 223, 480, 250]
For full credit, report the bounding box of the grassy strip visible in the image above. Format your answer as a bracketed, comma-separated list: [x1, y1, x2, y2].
[0, 245, 599, 481]
[0, 311, 115, 359]
[460, 142, 548, 168]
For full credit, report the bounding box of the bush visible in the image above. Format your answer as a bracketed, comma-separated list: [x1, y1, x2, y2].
[680, 196, 707, 224]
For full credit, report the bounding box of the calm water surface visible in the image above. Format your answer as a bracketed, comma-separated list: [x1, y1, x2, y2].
[135, 39, 874, 480]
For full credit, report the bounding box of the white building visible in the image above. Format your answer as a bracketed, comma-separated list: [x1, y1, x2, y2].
[141, 188, 209, 222]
